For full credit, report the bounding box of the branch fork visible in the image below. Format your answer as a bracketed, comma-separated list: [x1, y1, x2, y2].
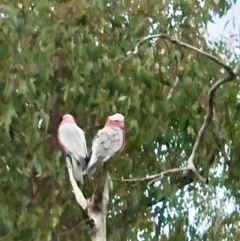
[66, 156, 111, 241]
[114, 33, 240, 184]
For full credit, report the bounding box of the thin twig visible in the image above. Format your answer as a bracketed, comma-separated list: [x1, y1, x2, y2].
[113, 167, 190, 184]
[114, 33, 234, 76]
[65, 156, 87, 210]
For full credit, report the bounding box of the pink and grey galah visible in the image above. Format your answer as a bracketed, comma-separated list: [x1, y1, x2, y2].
[84, 113, 126, 174]
[57, 114, 88, 183]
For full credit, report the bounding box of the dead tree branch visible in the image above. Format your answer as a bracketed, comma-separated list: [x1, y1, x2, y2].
[114, 32, 240, 184]
[66, 156, 111, 241]
[113, 167, 190, 185]
[117, 62, 239, 184]
[66, 156, 87, 209]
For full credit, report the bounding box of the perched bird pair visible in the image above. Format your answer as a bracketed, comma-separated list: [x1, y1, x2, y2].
[57, 113, 125, 183]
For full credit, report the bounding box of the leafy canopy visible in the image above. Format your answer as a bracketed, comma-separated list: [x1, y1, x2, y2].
[0, 0, 239, 240]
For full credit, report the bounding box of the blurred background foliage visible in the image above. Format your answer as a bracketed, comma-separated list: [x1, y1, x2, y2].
[0, 0, 239, 240]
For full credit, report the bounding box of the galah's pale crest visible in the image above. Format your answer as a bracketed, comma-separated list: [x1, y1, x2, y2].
[57, 114, 88, 183]
[84, 113, 126, 174]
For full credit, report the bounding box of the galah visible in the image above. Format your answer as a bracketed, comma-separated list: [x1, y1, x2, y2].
[57, 114, 88, 183]
[84, 113, 125, 174]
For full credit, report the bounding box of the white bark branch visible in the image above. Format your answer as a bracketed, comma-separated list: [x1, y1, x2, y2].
[65, 157, 111, 241]
[113, 167, 190, 185]
[65, 156, 87, 210]
[115, 62, 240, 184]
[113, 32, 240, 184]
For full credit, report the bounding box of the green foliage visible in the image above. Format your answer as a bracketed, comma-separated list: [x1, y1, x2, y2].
[0, 0, 239, 240]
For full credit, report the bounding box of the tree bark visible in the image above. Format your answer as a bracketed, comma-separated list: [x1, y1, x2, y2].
[87, 173, 111, 241]
[66, 156, 111, 241]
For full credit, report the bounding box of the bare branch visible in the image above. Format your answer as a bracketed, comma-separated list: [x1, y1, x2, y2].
[65, 156, 87, 210]
[113, 167, 190, 184]
[113, 33, 240, 183]
[114, 61, 240, 184]
[114, 33, 234, 76]
[65, 158, 112, 240]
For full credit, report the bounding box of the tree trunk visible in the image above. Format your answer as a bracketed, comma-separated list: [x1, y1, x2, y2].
[88, 173, 111, 241]
[66, 156, 111, 241]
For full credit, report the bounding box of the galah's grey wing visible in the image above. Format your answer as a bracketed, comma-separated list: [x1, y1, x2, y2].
[58, 123, 88, 182]
[86, 127, 124, 174]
